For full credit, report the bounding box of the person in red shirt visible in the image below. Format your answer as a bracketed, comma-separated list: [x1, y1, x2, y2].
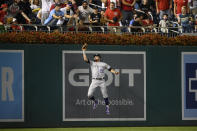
[121, 0, 136, 26]
[104, 2, 122, 26]
[156, 0, 172, 20]
[0, 4, 8, 25]
[174, 0, 189, 18]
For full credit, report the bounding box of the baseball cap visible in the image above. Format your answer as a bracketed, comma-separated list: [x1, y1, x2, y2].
[94, 54, 101, 58]
[67, 1, 72, 6]
[82, 0, 88, 4]
[1, 4, 8, 8]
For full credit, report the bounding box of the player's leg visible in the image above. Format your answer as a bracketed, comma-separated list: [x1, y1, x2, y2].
[87, 80, 98, 109]
[100, 81, 110, 115]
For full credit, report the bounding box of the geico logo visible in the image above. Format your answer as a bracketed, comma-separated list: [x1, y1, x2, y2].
[68, 69, 141, 87]
[0, 67, 14, 101]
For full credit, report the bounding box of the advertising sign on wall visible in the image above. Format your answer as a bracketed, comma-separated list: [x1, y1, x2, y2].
[63, 51, 146, 121]
[0, 50, 24, 122]
[182, 52, 197, 120]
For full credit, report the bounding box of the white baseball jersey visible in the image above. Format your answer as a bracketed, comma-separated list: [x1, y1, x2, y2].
[89, 60, 111, 79]
[41, 0, 54, 12]
[87, 60, 111, 98]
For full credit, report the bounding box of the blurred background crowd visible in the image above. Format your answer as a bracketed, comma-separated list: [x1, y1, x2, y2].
[0, 0, 196, 33]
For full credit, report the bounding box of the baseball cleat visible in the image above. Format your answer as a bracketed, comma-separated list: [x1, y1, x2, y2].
[93, 100, 98, 110]
[106, 106, 110, 115]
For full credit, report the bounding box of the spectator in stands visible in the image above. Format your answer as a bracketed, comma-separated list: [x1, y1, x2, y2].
[121, 0, 136, 26]
[195, 15, 197, 32]
[65, 0, 78, 12]
[104, 2, 122, 26]
[41, 0, 54, 24]
[139, 0, 152, 13]
[156, 0, 172, 20]
[19, 0, 41, 24]
[19, 0, 34, 18]
[174, 0, 189, 18]
[7, 0, 31, 24]
[134, 0, 140, 9]
[178, 6, 191, 32]
[129, 13, 137, 25]
[89, 6, 102, 31]
[104, 2, 122, 32]
[44, 3, 64, 26]
[139, 0, 153, 21]
[189, 0, 197, 16]
[0, 4, 8, 25]
[159, 13, 169, 33]
[102, 0, 121, 9]
[89, 7, 101, 25]
[77, 1, 93, 25]
[11, 18, 24, 31]
[129, 13, 144, 32]
[30, 0, 41, 15]
[57, 2, 77, 26]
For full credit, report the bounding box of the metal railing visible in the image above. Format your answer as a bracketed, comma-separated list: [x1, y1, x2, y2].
[0, 24, 196, 37]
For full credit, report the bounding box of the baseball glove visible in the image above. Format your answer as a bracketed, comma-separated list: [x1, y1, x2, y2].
[82, 43, 88, 50]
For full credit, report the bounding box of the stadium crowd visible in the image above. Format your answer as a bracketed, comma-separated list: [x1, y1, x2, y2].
[0, 0, 196, 33]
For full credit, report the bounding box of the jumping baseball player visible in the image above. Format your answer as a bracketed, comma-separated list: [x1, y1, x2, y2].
[82, 43, 119, 115]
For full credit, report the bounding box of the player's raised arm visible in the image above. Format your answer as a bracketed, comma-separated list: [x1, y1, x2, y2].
[82, 43, 89, 63]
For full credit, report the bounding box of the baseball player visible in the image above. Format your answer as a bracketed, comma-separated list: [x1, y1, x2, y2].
[82, 43, 119, 115]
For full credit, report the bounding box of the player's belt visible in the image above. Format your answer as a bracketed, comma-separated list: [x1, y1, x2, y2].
[92, 78, 104, 80]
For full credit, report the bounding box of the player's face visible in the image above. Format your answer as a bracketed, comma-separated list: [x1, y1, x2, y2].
[94, 56, 100, 61]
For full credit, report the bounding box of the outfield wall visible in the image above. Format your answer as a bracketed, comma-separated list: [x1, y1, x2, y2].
[0, 44, 197, 127]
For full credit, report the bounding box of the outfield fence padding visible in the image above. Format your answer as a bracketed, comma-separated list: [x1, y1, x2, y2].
[0, 44, 197, 127]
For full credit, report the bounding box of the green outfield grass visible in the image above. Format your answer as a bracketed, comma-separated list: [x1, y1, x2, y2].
[1, 127, 197, 131]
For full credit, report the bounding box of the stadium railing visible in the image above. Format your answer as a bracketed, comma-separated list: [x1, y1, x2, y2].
[0, 24, 196, 37]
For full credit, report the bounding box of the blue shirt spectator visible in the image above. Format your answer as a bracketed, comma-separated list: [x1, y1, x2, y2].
[178, 6, 191, 33]
[129, 13, 137, 26]
[179, 13, 190, 26]
[44, 4, 64, 25]
[129, 19, 135, 25]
